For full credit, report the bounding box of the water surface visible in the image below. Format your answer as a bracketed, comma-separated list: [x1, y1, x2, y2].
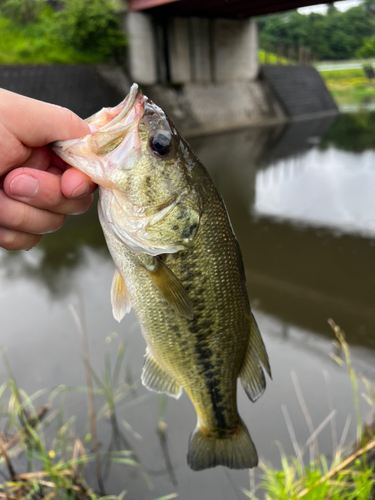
[1, 112, 374, 499]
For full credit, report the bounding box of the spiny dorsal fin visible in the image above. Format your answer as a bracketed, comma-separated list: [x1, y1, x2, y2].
[110, 268, 131, 322]
[144, 257, 194, 320]
[142, 349, 182, 399]
[239, 313, 271, 402]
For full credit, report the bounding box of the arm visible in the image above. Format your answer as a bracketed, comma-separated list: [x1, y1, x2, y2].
[0, 89, 97, 251]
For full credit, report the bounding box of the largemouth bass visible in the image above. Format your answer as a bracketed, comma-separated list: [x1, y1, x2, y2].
[53, 84, 271, 471]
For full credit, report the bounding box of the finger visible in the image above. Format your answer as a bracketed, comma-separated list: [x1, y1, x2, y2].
[21, 146, 52, 170]
[61, 168, 97, 199]
[0, 190, 65, 234]
[0, 121, 31, 175]
[51, 151, 71, 171]
[3, 168, 94, 215]
[0, 89, 90, 147]
[0, 226, 41, 251]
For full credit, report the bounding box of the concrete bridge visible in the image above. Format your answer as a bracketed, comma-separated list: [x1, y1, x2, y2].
[121, 0, 338, 135]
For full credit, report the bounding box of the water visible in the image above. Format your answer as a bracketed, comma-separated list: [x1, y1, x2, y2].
[1, 112, 375, 499]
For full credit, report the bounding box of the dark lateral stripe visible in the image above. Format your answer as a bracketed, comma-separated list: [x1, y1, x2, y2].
[189, 315, 227, 430]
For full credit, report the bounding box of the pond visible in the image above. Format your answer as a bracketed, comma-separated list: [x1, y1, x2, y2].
[1, 112, 375, 499]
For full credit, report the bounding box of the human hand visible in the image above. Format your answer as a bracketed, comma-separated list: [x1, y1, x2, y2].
[0, 89, 97, 251]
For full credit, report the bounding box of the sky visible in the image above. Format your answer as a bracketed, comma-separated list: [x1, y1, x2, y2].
[298, 0, 363, 15]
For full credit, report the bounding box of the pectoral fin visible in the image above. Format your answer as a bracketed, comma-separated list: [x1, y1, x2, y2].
[239, 314, 271, 402]
[142, 349, 182, 398]
[111, 268, 131, 322]
[142, 256, 194, 320]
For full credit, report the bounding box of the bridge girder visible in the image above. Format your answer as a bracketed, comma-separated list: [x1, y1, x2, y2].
[129, 0, 334, 19]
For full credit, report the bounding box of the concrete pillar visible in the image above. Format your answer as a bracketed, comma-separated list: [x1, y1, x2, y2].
[190, 18, 211, 82]
[213, 18, 259, 82]
[125, 12, 157, 85]
[168, 18, 191, 83]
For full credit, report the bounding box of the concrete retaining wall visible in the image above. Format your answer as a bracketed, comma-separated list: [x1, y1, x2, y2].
[0, 63, 338, 139]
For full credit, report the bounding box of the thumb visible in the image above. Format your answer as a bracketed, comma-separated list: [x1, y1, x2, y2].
[0, 89, 90, 147]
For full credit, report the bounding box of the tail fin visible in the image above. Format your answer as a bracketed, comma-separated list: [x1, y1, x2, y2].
[187, 420, 258, 471]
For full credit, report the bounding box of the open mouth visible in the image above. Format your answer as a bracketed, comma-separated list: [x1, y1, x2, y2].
[86, 83, 144, 132]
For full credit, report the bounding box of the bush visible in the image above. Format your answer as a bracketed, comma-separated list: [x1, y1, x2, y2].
[356, 36, 375, 58]
[0, 0, 44, 25]
[57, 0, 126, 60]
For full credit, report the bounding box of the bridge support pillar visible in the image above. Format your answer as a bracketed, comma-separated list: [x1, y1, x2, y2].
[125, 12, 157, 85]
[124, 13, 258, 85]
[168, 18, 191, 83]
[213, 18, 258, 82]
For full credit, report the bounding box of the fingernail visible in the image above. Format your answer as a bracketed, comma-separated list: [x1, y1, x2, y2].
[10, 174, 39, 198]
[71, 181, 90, 198]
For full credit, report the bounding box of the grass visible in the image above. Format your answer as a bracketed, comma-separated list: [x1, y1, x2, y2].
[0, 304, 176, 499]
[317, 67, 375, 108]
[242, 320, 375, 500]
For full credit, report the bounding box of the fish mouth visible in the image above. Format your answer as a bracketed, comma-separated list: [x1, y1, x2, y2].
[51, 84, 147, 184]
[53, 83, 145, 151]
[87, 83, 144, 132]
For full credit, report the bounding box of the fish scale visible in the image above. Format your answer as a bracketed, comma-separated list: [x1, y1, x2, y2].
[52, 83, 271, 471]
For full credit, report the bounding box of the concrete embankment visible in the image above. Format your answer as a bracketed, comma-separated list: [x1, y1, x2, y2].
[0, 62, 338, 138]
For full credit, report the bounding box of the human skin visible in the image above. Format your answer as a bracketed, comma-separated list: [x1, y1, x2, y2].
[0, 89, 97, 251]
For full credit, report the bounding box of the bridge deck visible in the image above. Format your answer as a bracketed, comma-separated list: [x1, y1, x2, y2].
[129, 0, 329, 18]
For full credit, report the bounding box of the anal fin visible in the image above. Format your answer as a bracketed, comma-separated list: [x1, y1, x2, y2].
[239, 313, 271, 402]
[111, 268, 131, 322]
[141, 349, 182, 399]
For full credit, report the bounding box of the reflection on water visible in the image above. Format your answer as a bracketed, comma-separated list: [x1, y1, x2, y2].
[1, 112, 375, 498]
[254, 149, 375, 236]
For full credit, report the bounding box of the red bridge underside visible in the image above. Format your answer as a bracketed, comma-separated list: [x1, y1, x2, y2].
[128, 0, 333, 18]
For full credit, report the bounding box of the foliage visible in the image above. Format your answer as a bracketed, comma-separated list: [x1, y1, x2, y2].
[0, 14, 102, 64]
[257, 1, 375, 61]
[320, 111, 375, 152]
[0, 0, 44, 25]
[56, 0, 126, 60]
[258, 49, 288, 64]
[357, 36, 375, 59]
[0, 0, 126, 64]
[242, 321, 375, 500]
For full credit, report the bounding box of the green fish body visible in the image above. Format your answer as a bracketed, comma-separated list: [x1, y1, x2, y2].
[53, 84, 271, 471]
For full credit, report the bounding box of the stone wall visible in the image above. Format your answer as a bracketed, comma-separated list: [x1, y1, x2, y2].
[261, 65, 338, 119]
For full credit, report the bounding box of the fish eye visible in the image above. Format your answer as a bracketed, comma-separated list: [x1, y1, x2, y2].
[149, 131, 172, 157]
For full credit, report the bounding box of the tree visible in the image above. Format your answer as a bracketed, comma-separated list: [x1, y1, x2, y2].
[257, 3, 375, 61]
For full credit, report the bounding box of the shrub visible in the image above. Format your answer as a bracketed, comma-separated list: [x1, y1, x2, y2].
[57, 0, 126, 60]
[356, 36, 375, 58]
[0, 0, 44, 25]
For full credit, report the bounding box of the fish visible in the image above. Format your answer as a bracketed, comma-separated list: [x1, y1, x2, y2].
[52, 83, 271, 471]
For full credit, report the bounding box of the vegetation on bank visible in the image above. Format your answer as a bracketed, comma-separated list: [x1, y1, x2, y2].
[243, 320, 375, 500]
[0, 0, 126, 64]
[318, 67, 375, 109]
[0, 306, 176, 500]
[257, 0, 375, 61]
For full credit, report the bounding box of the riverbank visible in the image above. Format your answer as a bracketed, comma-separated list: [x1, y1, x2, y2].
[319, 67, 375, 110]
